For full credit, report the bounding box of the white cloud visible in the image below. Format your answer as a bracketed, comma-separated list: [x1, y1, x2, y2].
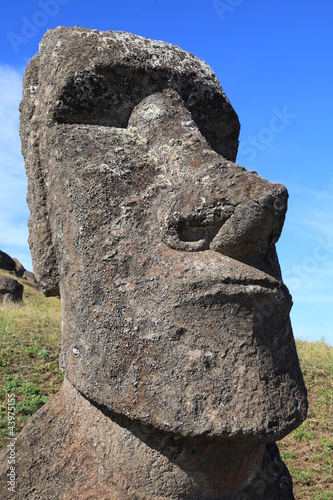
[289, 185, 333, 202]
[283, 184, 333, 255]
[0, 65, 32, 270]
[0, 66, 23, 155]
[295, 295, 333, 304]
[278, 182, 333, 344]
[303, 217, 333, 237]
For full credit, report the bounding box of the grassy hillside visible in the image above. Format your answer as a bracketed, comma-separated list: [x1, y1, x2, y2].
[0, 271, 332, 499]
[0, 270, 63, 447]
[279, 340, 332, 499]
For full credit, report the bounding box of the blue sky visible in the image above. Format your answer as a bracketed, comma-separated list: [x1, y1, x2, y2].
[0, 0, 332, 344]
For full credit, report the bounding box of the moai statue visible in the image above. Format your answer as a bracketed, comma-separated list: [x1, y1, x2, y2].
[0, 28, 307, 499]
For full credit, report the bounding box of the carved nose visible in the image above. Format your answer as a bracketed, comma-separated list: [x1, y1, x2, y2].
[209, 184, 288, 257]
[160, 171, 288, 258]
[129, 88, 288, 258]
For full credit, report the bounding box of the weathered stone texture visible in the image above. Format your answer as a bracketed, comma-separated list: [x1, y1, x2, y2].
[0, 27, 308, 498]
[0, 250, 16, 272]
[0, 275, 23, 304]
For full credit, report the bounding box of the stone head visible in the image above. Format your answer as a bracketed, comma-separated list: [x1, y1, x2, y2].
[21, 27, 307, 442]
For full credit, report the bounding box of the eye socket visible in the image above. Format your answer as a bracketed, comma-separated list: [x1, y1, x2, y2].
[52, 65, 239, 161]
[54, 66, 167, 128]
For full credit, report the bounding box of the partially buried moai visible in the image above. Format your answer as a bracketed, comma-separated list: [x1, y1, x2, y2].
[0, 27, 307, 499]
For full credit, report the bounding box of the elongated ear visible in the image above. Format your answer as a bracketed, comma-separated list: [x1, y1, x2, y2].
[20, 54, 59, 296]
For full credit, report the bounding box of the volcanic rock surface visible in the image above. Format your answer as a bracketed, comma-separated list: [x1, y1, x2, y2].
[0, 250, 36, 287]
[0, 275, 23, 304]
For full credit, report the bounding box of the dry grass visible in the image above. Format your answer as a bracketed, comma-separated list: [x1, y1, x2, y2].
[0, 270, 63, 447]
[0, 270, 332, 498]
[279, 339, 333, 499]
